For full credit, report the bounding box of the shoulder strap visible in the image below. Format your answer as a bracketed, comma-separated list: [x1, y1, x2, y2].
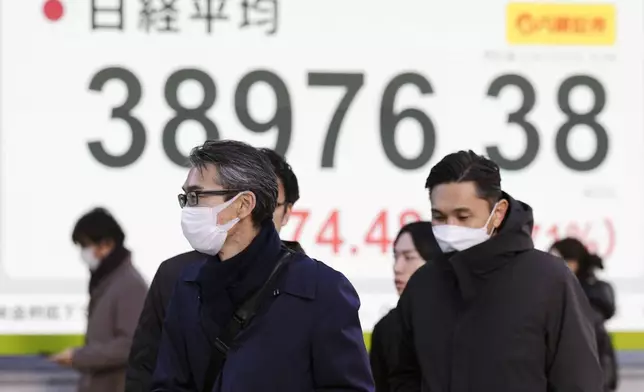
[202, 248, 294, 392]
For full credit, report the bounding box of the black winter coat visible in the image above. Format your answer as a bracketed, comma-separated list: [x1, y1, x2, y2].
[581, 275, 618, 391]
[390, 193, 603, 392]
[370, 308, 402, 392]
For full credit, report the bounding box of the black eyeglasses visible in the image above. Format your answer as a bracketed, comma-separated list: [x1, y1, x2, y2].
[178, 190, 242, 208]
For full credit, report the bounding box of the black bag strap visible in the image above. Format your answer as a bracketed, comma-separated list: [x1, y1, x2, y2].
[202, 248, 293, 392]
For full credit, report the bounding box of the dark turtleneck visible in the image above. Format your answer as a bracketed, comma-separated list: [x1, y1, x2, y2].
[89, 245, 130, 293]
[195, 219, 283, 332]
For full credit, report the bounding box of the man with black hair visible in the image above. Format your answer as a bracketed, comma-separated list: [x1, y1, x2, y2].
[51, 208, 147, 392]
[390, 150, 602, 392]
[258, 147, 304, 253]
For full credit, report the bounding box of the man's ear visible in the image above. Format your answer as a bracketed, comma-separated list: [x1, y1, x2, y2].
[237, 192, 257, 220]
[493, 199, 509, 229]
[281, 204, 293, 227]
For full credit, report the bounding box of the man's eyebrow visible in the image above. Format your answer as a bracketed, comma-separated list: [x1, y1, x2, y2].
[431, 207, 473, 214]
[182, 185, 203, 192]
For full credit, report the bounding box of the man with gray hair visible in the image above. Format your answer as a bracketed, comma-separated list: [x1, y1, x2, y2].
[126, 147, 307, 392]
[150, 140, 373, 392]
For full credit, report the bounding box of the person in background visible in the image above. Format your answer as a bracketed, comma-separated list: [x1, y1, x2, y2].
[390, 150, 602, 392]
[258, 147, 304, 253]
[150, 140, 372, 391]
[125, 147, 306, 392]
[370, 221, 434, 392]
[50, 207, 147, 392]
[550, 238, 618, 391]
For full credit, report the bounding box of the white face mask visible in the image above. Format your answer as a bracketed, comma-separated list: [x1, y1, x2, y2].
[432, 203, 499, 253]
[81, 248, 100, 271]
[181, 193, 242, 256]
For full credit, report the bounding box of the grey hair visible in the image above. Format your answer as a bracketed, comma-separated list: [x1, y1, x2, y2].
[189, 140, 278, 225]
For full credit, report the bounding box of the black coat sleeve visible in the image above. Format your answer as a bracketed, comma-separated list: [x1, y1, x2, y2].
[124, 261, 172, 392]
[587, 280, 616, 321]
[370, 318, 389, 392]
[388, 288, 421, 392]
[545, 268, 604, 392]
[370, 310, 403, 392]
[150, 281, 195, 392]
[594, 312, 619, 391]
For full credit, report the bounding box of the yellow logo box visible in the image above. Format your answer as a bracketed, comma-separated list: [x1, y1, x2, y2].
[507, 3, 616, 46]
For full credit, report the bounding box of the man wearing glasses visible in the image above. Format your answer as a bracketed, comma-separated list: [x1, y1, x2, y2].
[126, 141, 372, 392]
[126, 145, 304, 391]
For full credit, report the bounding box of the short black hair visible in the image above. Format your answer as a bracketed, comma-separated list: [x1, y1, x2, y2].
[72, 207, 125, 247]
[394, 221, 435, 262]
[189, 140, 278, 225]
[425, 150, 502, 207]
[259, 148, 300, 205]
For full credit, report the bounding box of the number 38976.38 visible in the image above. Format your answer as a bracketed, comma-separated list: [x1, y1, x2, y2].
[88, 67, 608, 172]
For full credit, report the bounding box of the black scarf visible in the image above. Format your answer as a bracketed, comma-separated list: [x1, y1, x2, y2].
[196, 219, 283, 332]
[89, 245, 130, 293]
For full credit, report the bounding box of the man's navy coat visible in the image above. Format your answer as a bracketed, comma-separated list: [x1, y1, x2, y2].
[151, 252, 374, 392]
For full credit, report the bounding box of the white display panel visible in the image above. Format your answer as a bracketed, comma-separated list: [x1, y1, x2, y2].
[1, 0, 642, 334]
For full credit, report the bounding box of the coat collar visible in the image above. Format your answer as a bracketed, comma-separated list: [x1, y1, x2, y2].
[433, 193, 535, 302]
[182, 253, 316, 300]
[90, 259, 132, 299]
[445, 233, 533, 301]
[280, 255, 316, 300]
[89, 246, 130, 293]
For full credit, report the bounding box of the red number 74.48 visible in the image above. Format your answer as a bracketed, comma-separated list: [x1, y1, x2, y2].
[288, 209, 423, 255]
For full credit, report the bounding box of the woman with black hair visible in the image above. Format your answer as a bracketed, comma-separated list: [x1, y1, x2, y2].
[550, 237, 618, 391]
[370, 221, 435, 392]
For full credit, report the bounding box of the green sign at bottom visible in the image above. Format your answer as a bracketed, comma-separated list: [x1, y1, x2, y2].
[1, 332, 644, 355]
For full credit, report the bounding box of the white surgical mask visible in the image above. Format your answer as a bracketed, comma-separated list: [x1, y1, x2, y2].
[81, 248, 100, 271]
[181, 193, 242, 256]
[432, 203, 499, 253]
